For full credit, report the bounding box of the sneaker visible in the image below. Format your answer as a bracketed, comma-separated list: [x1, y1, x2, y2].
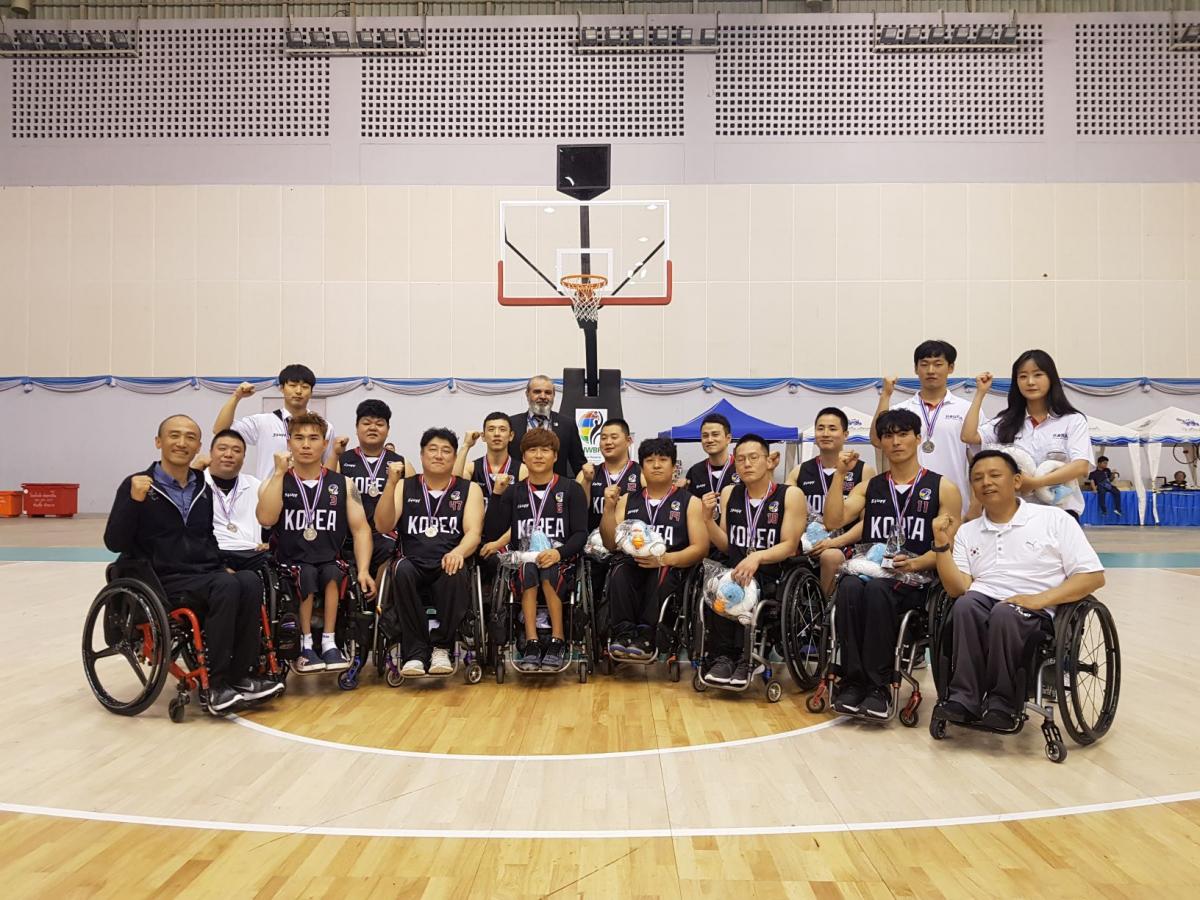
[401, 658, 426, 677]
[833, 682, 866, 714]
[295, 647, 326, 674]
[862, 687, 890, 719]
[981, 705, 1019, 731]
[705, 656, 734, 685]
[231, 676, 285, 703]
[632, 637, 655, 660]
[321, 646, 350, 672]
[729, 658, 750, 687]
[934, 700, 977, 725]
[207, 684, 245, 714]
[429, 648, 454, 675]
[541, 637, 567, 669]
[519, 639, 543, 671]
[609, 627, 634, 657]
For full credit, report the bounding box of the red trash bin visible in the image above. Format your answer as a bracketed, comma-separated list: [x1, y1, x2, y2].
[21, 483, 80, 518]
[0, 491, 22, 517]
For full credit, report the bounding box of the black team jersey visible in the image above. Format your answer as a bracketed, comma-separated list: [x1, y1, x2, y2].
[394, 475, 469, 568]
[484, 475, 588, 560]
[585, 459, 642, 530]
[723, 481, 785, 572]
[339, 448, 405, 533]
[623, 486, 691, 554]
[795, 457, 866, 519]
[274, 468, 348, 565]
[684, 458, 741, 499]
[469, 454, 522, 510]
[861, 469, 942, 557]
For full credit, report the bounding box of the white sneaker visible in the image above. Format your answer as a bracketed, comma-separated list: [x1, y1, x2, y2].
[401, 658, 426, 677]
[429, 648, 453, 675]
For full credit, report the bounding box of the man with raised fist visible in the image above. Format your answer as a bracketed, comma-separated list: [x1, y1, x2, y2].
[104, 414, 282, 714]
[213, 363, 336, 483]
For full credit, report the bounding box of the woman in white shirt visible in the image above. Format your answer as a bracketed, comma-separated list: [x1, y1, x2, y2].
[960, 350, 1093, 520]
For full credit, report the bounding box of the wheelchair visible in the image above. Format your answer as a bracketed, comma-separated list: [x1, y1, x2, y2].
[591, 557, 704, 682]
[928, 594, 1121, 763]
[492, 555, 593, 683]
[371, 556, 487, 687]
[776, 557, 830, 692]
[690, 561, 808, 703]
[81, 559, 290, 723]
[805, 570, 952, 727]
[270, 557, 376, 691]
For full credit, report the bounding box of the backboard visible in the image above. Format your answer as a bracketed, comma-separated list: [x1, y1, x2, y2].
[497, 199, 672, 307]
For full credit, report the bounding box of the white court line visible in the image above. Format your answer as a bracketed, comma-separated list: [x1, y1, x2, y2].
[4, 791, 1200, 839]
[229, 712, 847, 761]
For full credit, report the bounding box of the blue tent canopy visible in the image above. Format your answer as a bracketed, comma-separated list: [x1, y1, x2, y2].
[658, 399, 799, 443]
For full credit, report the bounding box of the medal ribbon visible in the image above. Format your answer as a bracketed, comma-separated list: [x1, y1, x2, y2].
[815, 462, 834, 498]
[918, 398, 945, 447]
[604, 460, 634, 489]
[742, 483, 777, 551]
[213, 477, 243, 527]
[484, 455, 512, 495]
[708, 459, 731, 495]
[421, 475, 454, 525]
[292, 468, 326, 533]
[527, 475, 559, 533]
[886, 469, 926, 548]
[356, 449, 386, 491]
[642, 486, 676, 530]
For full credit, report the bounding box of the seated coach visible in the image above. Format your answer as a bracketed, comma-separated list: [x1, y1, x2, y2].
[104, 415, 283, 714]
[932, 450, 1106, 731]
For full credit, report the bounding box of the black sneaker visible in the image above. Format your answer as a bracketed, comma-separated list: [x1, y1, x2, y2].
[934, 700, 977, 725]
[729, 658, 750, 687]
[862, 687, 890, 719]
[207, 684, 245, 715]
[981, 705, 1019, 731]
[231, 676, 285, 704]
[633, 637, 655, 660]
[519, 638, 543, 671]
[833, 682, 867, 713]
[609, 626, 635, 657]
[541, 637, 567, 669]
[705, 656, 734, 685]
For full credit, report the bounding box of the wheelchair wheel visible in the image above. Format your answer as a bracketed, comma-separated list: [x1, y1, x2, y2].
[82, 579, 173, 717]
[780, 568, 827, 691]
[925, 585, 955, 697]
[168, 693, 189, 723]
[1054, 598, 1121, 746]
[667, 659, 681, 683]
[465, 663, 483, 685]
[766, 680, 783, 703]
[692, 670, 707, 693]
[929, 715, 947, 740]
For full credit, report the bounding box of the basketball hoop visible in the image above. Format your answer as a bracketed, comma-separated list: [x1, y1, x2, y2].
[559, 274, 608, 325]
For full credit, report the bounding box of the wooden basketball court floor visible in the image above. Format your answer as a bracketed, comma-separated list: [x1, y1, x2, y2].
[3, 517, 1200, 898]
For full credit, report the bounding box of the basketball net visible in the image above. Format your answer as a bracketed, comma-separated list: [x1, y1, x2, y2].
[560, 274, 608, 325]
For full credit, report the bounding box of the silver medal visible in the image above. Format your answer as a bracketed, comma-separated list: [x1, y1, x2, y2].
[885, 529, 905, 556]
[425, 525, 438, 538]
[227, 522, 238, 534]
[303, 526, 318, 542]
[921, 439, 935, 453]
[368, 484, 381, 498]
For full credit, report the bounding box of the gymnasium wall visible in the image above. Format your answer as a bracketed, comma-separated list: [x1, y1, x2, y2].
[2, 180, 1199, 380]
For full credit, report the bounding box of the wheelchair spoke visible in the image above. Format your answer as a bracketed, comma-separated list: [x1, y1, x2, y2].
[89, 644, 121, 662]
[119, 646, 150, 686]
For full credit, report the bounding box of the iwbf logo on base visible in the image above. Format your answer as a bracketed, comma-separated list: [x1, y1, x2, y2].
[576, 408, 606, 465]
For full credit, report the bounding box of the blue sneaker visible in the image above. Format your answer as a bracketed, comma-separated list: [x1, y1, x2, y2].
[321, 645, 350, 672]
[295, 647, 326, 674]
[519, 639, 543, 671]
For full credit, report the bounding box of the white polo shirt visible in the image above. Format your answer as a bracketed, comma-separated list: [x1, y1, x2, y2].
[232, 409, 335, 483]
[892, 391, 974, 516]
[204, 471, 263, 552]
[978, 411, 1094, 515]
[951, 501, 1103, 611]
